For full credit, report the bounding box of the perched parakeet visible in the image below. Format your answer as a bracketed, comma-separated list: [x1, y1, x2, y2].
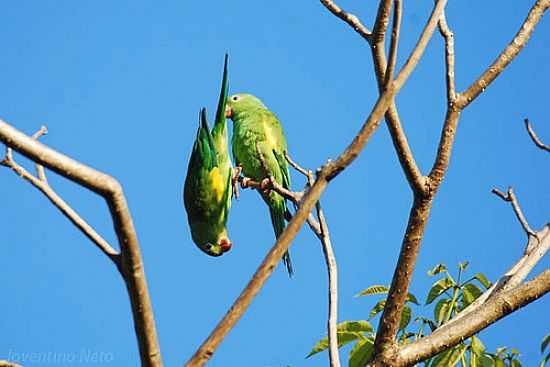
[225, 94, 293, 276]
[184, 55, 233, 256]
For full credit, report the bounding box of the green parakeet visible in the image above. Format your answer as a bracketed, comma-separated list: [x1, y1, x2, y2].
[184, 55, 233, 256]
[225, 93, 293, 276]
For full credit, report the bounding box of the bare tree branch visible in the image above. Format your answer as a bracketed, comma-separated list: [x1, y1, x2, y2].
[438, 11, 457, 103]
[365, 0, 426, 195]
[1, 146, 120, 264]
[524, 118, 550, 152]
[372, 0, 393, 46]
[448, 224, 550, 325]
[241, 149, 341, 366]
[430, 2, 550, 188]
[319, 0, 372, 42]
[1, 126, 119, 265]
[285, 152, 310, 178]
[372, 3, 550, 364]
[370, 46, 426, 195]
[187, 1, 448, 362]
[397, 269, 550, 366]
[459, 0, 550, 108]
[315, 199, 341, 367]
[492, 187, 539, 243]
[0, 120, 162, 367]
[384, 0, 402, 87]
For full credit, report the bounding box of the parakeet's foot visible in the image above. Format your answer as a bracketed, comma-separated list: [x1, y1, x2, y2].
[260, 178, 272, 196]
[240, 177, 252, 189]
[232, 165, 243, 199]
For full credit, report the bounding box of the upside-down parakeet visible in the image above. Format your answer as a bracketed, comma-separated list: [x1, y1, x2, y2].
[184, 55, 233, 256]
[225, 93, 293, 275]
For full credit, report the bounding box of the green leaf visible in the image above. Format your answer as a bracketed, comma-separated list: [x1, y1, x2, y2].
[471, 335, 486, 357]
[428, 263, 447, 277]
[355, 285, 389, 297]
[462, 283, 483, 308]
[496, 347, 508, 357]
[434, 298, 451, 324]
[407, 293, 420, 305]
[306, 320, 373, 358]
[430, 345, 464, 367]
[459, 261, 470, 271]
[426, 278, 455, 305]
[474, 273, 492, 289]
[478, 353, 495, 367]
[369, 300, 386, 320]
[348, 337, 374, 367]
[541, 333, 550, 353]
[355, 285, 419, 306]
[399, 305, 412, 331]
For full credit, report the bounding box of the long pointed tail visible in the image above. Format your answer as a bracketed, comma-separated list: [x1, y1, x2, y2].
[269, 203, 293, 277]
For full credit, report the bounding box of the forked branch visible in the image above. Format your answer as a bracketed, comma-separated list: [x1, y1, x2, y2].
[319, 0, 372, 42]
[1, 126, 120, 266]
[0, 121, 162, 367]
[459, 0, 550, 108]
[492, 187, 539, 244]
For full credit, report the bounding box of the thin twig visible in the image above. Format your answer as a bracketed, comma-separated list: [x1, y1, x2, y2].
[0, 121, 162, 367]
[245, 149, 341, 367]
[315, 199, 341, 367]
[393, 0, 448, 88]
[524, 118, 550, 152]
[285, 152, 310, 178]
[452, 224, 550, 328]
[2, 154, 120, 262]
[492, 187, 539, 251]
[438, 11, 457, 103]
[319, 0, 372, 42]
[1, 127, 119, 263]
[31, 125, 49, 180]
[384, 0, 402, 87]
[459, 0, 550, 108]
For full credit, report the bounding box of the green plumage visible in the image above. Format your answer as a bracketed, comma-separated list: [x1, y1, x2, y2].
[184, 55, 233, 256]
[227, 94, 293, 276]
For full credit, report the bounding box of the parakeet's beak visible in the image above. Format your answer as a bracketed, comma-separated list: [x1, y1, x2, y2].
[225, 105, 232, 118]
[219, 238, 232, 253]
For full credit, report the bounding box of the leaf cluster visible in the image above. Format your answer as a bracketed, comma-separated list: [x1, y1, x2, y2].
[306, 261, 539, 367]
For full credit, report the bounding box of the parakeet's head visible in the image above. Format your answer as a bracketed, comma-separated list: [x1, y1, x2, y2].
[191, 226, 232, 257]
[225, 93, 267, 119]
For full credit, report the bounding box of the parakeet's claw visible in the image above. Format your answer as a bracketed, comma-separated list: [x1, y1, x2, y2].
[232, 165, 243, 199]
[260, 178, 273, 196]
[240, 177, 251, 189]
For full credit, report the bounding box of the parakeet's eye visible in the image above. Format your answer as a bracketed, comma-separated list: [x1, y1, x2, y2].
[204, 243, 213, 251]
[231, 95, 240, 102]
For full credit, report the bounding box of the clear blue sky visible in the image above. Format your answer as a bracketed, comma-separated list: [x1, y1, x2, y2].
[1, 1, 549, 366]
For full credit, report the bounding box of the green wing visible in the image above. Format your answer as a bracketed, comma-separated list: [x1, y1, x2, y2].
[211, 53, 229, 143]
[190, 108, 217, 173]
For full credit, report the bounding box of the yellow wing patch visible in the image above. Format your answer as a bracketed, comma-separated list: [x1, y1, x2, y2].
[262, 117, 277, 148]
[209, 167, 225, 202]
